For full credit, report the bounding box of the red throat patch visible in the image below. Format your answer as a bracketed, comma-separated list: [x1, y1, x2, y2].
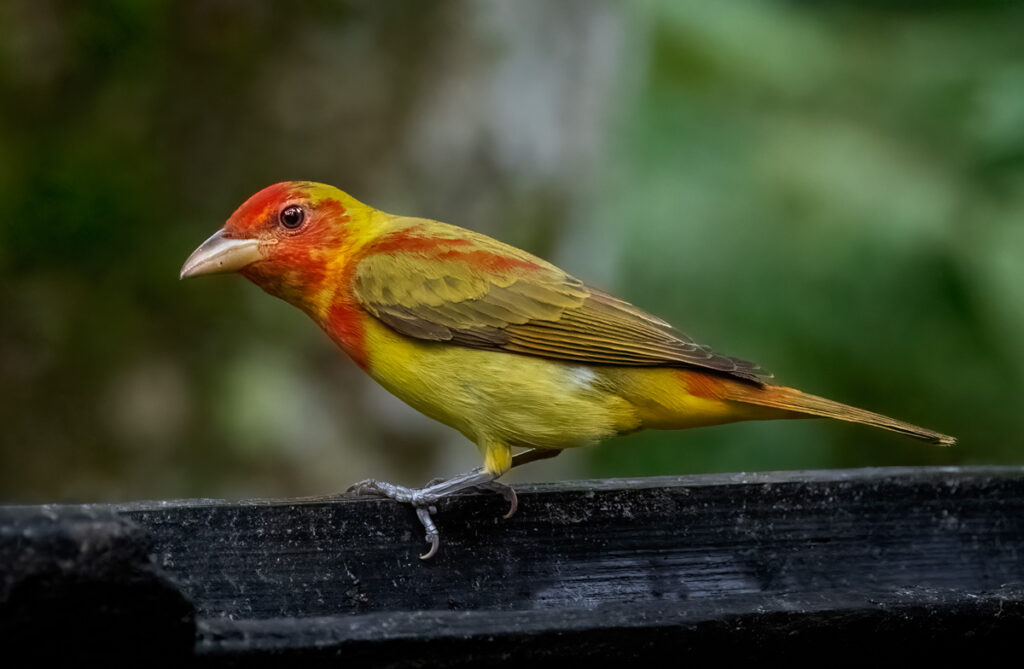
[324, 302, 369, 370]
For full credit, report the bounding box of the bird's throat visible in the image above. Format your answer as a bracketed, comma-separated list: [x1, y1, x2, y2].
[321, 300, 370, 370]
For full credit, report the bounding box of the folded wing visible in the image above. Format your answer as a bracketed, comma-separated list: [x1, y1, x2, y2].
[353, 221, 769, 384]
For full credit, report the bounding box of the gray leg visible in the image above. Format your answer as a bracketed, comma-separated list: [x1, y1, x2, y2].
[348, 448, 560, 559]
[348, 467, 498, 559]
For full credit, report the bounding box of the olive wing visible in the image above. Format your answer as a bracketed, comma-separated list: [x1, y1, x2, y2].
[352, 225, 768, 383]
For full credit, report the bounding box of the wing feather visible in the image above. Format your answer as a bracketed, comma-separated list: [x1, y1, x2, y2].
[353, 222, 770, 383]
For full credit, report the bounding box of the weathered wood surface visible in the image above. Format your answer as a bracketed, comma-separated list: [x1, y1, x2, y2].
[2, 466, 1023, 666]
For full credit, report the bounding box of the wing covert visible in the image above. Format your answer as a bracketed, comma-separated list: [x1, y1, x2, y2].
[352, 222, 770, 383]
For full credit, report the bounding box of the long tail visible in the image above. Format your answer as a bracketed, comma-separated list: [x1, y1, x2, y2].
[724, 383, 956, 446]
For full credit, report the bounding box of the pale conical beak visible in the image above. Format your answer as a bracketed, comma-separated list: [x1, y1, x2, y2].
[180, 230, 264, 279]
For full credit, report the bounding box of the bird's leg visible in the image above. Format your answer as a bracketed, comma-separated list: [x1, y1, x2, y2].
[413, 446, 562, 520]
[348, 448, 560, 559]
[468, 447, 561, 517]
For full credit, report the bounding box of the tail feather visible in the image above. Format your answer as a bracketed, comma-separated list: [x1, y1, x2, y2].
[726, 384, 956, 446]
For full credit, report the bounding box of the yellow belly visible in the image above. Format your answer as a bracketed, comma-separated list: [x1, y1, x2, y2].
[362, 319, 641, 451]
[360, 319, 772, 474]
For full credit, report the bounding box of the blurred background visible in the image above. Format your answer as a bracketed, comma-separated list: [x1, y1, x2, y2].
[1, 0, 1022, 503]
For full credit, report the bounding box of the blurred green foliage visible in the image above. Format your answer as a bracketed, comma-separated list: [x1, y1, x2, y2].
[0, 1, 1021, 502]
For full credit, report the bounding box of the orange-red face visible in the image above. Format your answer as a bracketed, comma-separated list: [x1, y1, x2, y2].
[181, 181, 355, 313]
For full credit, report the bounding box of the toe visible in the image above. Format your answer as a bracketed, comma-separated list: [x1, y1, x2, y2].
[415, 506, 441, 560]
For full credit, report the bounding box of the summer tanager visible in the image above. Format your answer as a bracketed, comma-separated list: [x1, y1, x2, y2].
[181, 181, 954, 558]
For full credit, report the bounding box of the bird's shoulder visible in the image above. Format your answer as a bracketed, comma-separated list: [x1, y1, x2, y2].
[359, 215, 567, 279]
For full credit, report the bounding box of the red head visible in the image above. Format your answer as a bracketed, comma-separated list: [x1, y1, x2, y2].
[181, 181, 373, 316]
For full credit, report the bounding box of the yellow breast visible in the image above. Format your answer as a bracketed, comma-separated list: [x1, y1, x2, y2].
[361, 318, 641, 453]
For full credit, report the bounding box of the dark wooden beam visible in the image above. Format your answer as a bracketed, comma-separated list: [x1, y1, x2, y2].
[2, 467, 1023, 666]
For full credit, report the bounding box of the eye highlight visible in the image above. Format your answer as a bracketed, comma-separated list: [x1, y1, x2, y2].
[279, 205, 305, 229]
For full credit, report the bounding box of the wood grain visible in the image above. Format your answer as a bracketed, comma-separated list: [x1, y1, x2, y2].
[2, 467, 1022, 665]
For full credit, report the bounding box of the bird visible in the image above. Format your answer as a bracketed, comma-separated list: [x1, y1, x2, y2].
[181, 181, 955, 559]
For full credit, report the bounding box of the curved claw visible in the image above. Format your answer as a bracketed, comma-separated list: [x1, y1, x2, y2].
[416, 506, 440, 560]
[502, 486, 518, 519]
[347, 478, 383, 495]
[348, 479, 422, 504]
[474, 481, 518, 519]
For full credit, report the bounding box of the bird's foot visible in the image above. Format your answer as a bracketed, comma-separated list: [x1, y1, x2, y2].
[347, 478, 441, 507]
[347, 478, 442, 558]
[468, 480, 518, 519]
[346, 470, 515, 560]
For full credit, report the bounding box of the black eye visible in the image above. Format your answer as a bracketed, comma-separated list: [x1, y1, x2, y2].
[279, 205, 305, 229]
